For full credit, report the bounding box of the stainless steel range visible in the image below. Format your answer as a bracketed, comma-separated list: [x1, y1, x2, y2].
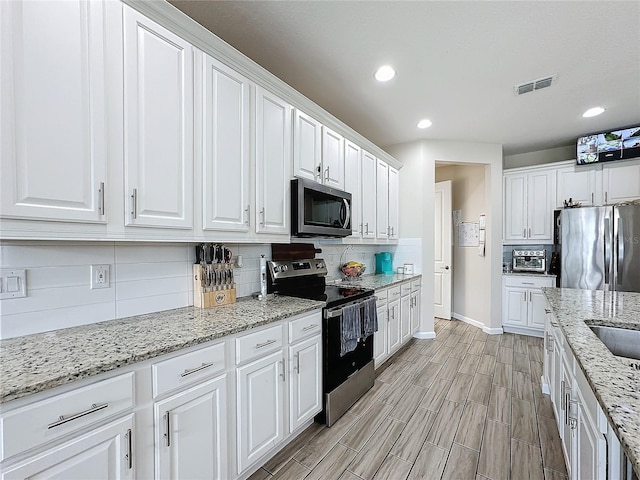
[267, 257, 376, 426]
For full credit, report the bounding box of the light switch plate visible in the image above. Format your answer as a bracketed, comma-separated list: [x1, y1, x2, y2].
[91, 265, 110, 289]
[0, 269, 27, 299]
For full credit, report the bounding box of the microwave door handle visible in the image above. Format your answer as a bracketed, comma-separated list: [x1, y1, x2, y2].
[341, 199, 351, 229]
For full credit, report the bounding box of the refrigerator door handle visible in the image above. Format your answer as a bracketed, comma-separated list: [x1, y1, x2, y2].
[604, 216, 611, 287]
[616, 213, 624, 283]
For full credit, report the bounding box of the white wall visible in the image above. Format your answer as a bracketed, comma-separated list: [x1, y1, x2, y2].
[504, 144, 574, 169]
[0, 242, 270, 339]
[387, 139, 503, 336]
[436, 164, 489, 326]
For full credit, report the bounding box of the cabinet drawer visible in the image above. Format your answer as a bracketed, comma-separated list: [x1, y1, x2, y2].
[375, 289, 388, 304]
[504, 275, 554, 289]
[152, 341, 226, 398]
[388, 286, 401, 301]
[411, 279, 422, 292]
[236, 324, 284, 365]
[0, 372, 134, 461]
[400, 282, 412, 296]
[289, 312, 322, 344]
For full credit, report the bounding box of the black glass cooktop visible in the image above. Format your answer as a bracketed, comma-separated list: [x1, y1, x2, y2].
[278, 284, 373, 308]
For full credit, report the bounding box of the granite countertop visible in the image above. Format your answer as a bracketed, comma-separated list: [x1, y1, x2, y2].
[334, 273, 422, 291]
[0, 295, 324, 404]
[542, 288, 640, 474]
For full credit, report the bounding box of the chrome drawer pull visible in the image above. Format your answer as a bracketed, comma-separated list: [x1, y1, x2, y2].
[302, 324, 318, 331]
[255, 339, 277, 349]
[47, 402, 109, 429]
[180, 362, 216, 377]
[125, 428, 133, 469]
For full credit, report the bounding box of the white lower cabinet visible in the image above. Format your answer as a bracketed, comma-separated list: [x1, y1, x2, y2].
[153, 376, 227, 480]
[543, 304, 609, 480]
[374, 301, 389, 368]
[1, 415, 134, 480]
[502, 275, 555, 335]
[400, 293, 412, 344]
[289, 335, 322, 433]
[410, 279, 422, 334]
[387, 298, 402, 356]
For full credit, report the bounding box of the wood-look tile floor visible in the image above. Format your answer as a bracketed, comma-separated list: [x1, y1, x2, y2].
[249, 319, 568, 480]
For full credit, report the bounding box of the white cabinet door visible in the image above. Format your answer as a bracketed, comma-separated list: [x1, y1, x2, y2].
[504, 174, 527, 241]
[527, 170, 555, 242]
[361, 151, 377, 239]
[255, 88, 292, 236]
[411, 290, 421, 333]
[0, 0, 107, 223]
[503, 287, 528, 327]
[561, 358, 574, 480]
[529, 290, 548, 330]
[154, 376, 227, 480]
[200, 52, 250, 233]
[400, 295, 412, 344]
[344, 140, 362, 239]
[602, 161, 640, 204]
[376, 159, 389, 240]
[374, 303, 388, 367]
[123, 6, 193, 229]
[556, 166, 598, 208]
[236, 350, 285, 474]
[388, 167, 400, 240]
[293, 110, 322, 183]
[1, 415, 134, 480]
[551, 328, 564, 434]
[575, 397, 605, 480]
[321, 126, 345, 189]
[289, 335, 322, 432]
[387, 300, 401, 355]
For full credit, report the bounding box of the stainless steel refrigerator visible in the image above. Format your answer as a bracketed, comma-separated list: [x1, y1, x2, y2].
[561, 203, 640, 292]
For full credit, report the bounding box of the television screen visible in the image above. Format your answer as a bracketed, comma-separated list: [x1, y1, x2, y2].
[577, 126, 640, 165]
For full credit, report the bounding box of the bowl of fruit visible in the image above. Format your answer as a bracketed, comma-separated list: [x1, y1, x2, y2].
[340, 261, 366, 278]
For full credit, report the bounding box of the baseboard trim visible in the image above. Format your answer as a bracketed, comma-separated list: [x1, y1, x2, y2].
[502, 325, 544, 338]
[451, 312, 503, 336]
[413, 331, 436, 339]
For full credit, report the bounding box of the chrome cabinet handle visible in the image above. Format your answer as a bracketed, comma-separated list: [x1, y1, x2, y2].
[544, 308, 551, 314]
[259, 208, 265, 226]
[325, 166, 330, 182]
[181, 362, 215, 377]
[316, 164, 322, 178]
[163, 411, 171, 446]
[523, 228, 526, 238]
[256, 339, 277, 349]
[591, 192, 594, 204]
[98, 182, 105, 216]
[364, 223, 369, 234]
[47, 403, 109, 429]
[294, 352, 300, 373]
[279, 359, 285, 382]
[245, 205, 251, 226]
[522, 282, 535, 285]
[605, 191, 608, 204]
[561, 380, 566, 411]
[524, 292, 527, 302]
[130, 188, 137, 219]
[529, 228, 532, 238]
[125, 429, 133, 469]
[302, 324, 318, 332]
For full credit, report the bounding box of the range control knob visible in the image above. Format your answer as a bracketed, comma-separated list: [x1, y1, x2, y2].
[316, 261, 325, 269]
[281, 265, 288, 272]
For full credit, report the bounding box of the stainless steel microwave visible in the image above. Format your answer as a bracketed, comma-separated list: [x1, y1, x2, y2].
[291, 178, 352, 237]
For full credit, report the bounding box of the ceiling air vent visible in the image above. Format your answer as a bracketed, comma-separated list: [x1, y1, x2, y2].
[515, 75, 557, 95]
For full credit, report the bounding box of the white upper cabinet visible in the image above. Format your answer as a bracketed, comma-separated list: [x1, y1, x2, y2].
[321, 126, 345, 189]
[0, 0, 108, 223]
[601, 161, 640, 204]
[199, 52, 251, 233]
[293, 110, 322, 183]
[556, 164, 598, 207]
[361, 151, 377, 238]
[388, 166, 399, 240]
[376, 159, 389, 240]
[344, 140, 362, 238]
[255, 87, 292, 236]
[123, 6, 194, 229]
[504, 168, 555, 243]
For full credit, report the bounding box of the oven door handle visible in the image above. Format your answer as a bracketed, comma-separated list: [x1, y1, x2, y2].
[324, 297, 371, 319]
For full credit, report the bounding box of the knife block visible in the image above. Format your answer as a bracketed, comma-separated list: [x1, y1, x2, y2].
[193, 264, 237, 308]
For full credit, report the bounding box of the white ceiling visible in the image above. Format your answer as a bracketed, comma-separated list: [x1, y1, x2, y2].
[169, 0, 640, 156]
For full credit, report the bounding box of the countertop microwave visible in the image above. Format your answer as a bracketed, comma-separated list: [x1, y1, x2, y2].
[291, 178, 352, 238]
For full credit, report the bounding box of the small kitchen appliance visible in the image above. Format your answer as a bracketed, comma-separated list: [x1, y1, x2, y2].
[512, 249, 547, 273]
[267, 245, 376, 426]
[291, 178, 352, 238]
[375, 252, 393, 274]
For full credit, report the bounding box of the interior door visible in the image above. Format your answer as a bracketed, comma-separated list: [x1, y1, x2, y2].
[434, 180, 452, 319]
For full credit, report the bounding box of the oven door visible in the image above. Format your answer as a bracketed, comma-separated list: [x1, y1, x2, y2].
[291, 178, 352, 237]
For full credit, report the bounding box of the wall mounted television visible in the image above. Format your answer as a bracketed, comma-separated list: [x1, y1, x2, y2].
[577, 126, 640, 165]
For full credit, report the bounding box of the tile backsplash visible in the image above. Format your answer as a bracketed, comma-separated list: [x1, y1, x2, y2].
[0, 239, 423, 339]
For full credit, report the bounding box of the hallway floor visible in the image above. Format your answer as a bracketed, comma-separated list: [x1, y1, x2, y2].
[248, 318, 568, 480]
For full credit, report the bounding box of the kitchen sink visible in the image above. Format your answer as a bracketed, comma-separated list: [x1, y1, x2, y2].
[589, 325, 640, 361]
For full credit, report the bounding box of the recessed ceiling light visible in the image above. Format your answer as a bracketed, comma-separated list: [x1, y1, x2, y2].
[375, 65, 396, 82]
[417, 119, 432, 129]
[583, 107, 605, 118]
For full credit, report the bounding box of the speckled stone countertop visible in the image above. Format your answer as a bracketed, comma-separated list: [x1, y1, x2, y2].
[334, 273, 422, 291]
[542, 288, 640, 474]
[0, 295, 324, 404]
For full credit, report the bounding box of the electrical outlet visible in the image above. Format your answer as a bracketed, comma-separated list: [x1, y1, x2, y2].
[91, 265, 110, 289]
[0, 269, 27, 299]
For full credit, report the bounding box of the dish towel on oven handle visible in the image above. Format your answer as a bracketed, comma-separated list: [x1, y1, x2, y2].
[340, 303, 362, 357]
[362, 297, 378, 340]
